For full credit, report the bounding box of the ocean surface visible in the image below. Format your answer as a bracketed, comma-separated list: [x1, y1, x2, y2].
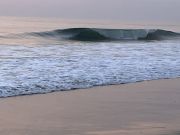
[0, 16, 180, 97]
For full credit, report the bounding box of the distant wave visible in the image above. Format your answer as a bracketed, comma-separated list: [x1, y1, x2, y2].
[30, 28, 180, 41]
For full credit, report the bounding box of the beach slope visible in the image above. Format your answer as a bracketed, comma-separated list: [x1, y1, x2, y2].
[0, 79, 180, 135]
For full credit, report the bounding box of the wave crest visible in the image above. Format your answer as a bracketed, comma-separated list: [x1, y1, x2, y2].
[30, 28, 180, 41]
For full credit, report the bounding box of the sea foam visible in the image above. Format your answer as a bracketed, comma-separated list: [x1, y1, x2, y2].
[0, 39, 180, 97]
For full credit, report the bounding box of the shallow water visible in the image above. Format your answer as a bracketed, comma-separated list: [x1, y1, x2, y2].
[0, 17, 180, 97]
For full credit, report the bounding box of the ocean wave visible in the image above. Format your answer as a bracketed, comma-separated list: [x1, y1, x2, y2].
[30, 28, 180, 41]
[1, 40, 180, 97]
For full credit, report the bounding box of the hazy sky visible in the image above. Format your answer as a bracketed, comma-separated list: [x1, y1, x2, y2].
[0, 0, 180, 23]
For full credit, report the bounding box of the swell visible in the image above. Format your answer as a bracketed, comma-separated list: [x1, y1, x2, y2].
[30, 28, 180, 41]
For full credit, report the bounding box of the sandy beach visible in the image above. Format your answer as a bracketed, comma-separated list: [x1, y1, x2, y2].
[0, 78, 180, 135]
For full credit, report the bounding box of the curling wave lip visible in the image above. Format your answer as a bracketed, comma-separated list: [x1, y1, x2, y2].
[29, 28, 180, 41]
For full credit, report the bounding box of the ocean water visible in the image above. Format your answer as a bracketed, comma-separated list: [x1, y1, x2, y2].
[0, 16, 180, 97]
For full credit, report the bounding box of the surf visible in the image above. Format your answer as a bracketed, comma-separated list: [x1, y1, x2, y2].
[30, 28, 180, 41]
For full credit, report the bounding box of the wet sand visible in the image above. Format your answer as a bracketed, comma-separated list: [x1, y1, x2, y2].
[0, 78, 180, 135]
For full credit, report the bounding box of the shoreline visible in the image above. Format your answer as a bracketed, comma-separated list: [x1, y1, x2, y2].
[1, 77, 179, 99]
[0, 78, 180, 135]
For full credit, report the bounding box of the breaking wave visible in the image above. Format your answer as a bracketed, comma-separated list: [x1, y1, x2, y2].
[1, 27, 180, 97]
[30, 28, 180, 41]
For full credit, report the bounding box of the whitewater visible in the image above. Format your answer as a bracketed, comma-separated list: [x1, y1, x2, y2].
[0, 17, 180, 97]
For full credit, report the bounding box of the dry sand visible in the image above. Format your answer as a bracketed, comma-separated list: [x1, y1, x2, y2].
[0, 79, 180, 135]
